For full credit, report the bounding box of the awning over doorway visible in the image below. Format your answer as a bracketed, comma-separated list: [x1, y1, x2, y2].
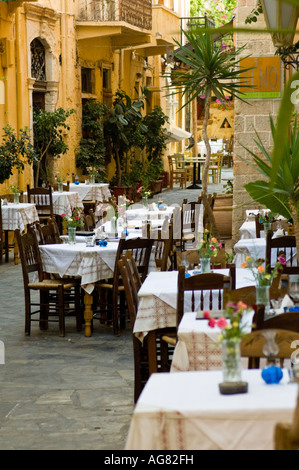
[166, 125, 191, 142]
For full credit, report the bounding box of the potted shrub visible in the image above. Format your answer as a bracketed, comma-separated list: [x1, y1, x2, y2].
[0, 124, 37, 185]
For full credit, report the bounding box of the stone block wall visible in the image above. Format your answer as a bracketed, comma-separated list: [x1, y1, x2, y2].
[233, 0, 282, 243]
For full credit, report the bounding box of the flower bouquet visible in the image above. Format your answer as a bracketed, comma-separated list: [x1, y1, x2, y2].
[241, 255, 285, 287]
[257, 211, 277, 224]
[54, 171, 67, 183]
[9, 185, 21, 203]
[198, 232, 222, 272]
[137, 186, 152, 198]
[61, 207, 85, 228]
[205, 301, 250, 389]
[86, 166, 99, 183]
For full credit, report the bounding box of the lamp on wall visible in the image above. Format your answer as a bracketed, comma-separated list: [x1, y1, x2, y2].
[260, 0, 299, 69]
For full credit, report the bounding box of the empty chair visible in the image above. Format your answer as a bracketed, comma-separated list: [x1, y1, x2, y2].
[118, 253, 174, 402]
[181, 201, 203, 250]
[27, 185, 54, 224]
[15, 228, 81, 337]
[275, 390, 299, 450]
[208, 153, 222, 184]
[265, 231, 297, 272]
[176, 266, 233, 326]
[167, 155, 187, 190]
[241, 328, 299, 368]
[96, 237, 154, 335]
[37, 218, 62, 245]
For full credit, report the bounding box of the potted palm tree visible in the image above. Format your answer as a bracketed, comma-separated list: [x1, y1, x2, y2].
[167, 30, 252, 238]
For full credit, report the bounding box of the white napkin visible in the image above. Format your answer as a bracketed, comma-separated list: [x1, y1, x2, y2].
[272, 228, 284, 239]
[276, 294, 294, 314]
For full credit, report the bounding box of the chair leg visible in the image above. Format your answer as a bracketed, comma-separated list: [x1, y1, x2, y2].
[58, 285, 65, 337]
[75, 285, 82, 332]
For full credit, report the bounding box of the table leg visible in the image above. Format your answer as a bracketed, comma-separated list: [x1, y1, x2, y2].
[13, 234, 19, 265]
[187, 162, 202, 190]
[83, 291, 94, 337]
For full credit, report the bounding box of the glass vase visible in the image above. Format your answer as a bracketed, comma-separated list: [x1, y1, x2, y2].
[13, 193, 19, 204]
[222, 338, 242, 383]
[200, 257, 211, 273]
[68, 226, 76, 245]
[142, 195, 148, 208]
[90, 175, 95, 184]
[263, 222, 271, 238]
[256, 284, 271, 317]
[58, 182, 63, 192]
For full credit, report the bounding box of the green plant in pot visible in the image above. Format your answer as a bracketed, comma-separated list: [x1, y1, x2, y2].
[0, 124, 37, 185]
[76, 100, 107, 182]
[165, 30, 252, 239]
[104, 90, 147, 189]
[241, 71, 299, 259]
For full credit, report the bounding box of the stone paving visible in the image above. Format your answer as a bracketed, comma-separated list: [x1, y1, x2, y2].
[0, 170, 233, 450]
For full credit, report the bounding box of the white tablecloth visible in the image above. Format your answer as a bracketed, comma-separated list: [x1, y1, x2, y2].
[197, 139, 224, 157]
[1, 203, 39, 232]
[39, 242, 118, 294]
[234, 237, 297, 268]
[125, 369, 298, 450]
[69, 183, 111, 202]
[171, 311, 254, 372]
[52, 191, 83, 217]
[134, 269, 256, 342]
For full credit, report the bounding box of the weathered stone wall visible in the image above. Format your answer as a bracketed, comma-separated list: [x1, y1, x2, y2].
[233, 0, 281, 243]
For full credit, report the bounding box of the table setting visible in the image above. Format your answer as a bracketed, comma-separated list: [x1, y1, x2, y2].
[1, 201, 39, 232]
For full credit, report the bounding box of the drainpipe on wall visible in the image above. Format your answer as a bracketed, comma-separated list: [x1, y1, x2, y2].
[15, 8, 25, 189]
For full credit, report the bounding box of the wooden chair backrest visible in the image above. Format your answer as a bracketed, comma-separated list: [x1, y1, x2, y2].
[27, 185, 54, 219]
[117, 254, 139, 326]
[15, 228, 43, 286]
[265, 231, 297, 272]
[37, 218, 62, 245]
[241, 328, 299, 362]
[176, 266, 232, 326]
[114, 237, 153, 284]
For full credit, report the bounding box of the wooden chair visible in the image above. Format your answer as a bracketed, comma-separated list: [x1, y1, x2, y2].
[117, 253, 174, 402]
[52, 181, 70, 192]
[275, 390, 299, 450]
[173, 153, 193, 183]
[208, 153, 222, 184]
[27, 185, 54, 224]
[36, 218, 62, 245]
[167, 155, 187, 189]
[95, 237, 154, 335]
[15, 228, 82, 337]
[176, 266, 233, 326]
[181, 201, 203, 250]
[152, 218, 174, 271]
[84, 210, 96, 231]
[241, 328, 299, 367]
[265, 231, 298, 273]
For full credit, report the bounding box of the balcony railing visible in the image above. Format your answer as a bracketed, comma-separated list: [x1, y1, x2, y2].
[77, 0, 152, 30]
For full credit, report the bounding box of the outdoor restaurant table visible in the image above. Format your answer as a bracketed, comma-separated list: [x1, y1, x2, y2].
[39, 241, 119, 337]
[69, 182, 111, 203]
[1, 202, 39, 263]
[51, 191, 83, 217]
[171, 310, 254, 373]
[125, 369, 297, 450]
[197, 139, 224, 158]
[39, 233, 158, 337]
[134, 268, 256, 342]
[24, 190, 83, 218]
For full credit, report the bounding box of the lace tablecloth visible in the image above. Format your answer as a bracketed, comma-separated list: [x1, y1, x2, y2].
[69, 183, 111, 202]
[1, 203, 39, 232]
[125, 369, 296, 450]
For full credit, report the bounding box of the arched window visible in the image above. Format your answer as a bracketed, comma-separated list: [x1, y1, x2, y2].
[31, 38, 46, 81]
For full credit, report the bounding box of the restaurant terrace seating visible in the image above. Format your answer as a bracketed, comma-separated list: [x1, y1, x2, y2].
[27, 185, 54, 224]
[15, 227, 82, 337]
